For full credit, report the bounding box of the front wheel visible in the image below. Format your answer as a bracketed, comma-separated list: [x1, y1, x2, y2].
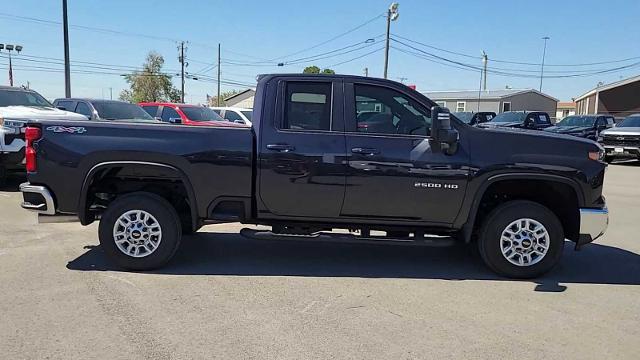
[98, 192, 182, 270]
[478, 200, 564, 278]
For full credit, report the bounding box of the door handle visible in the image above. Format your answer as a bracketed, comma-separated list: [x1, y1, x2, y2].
[267, 144, 295, 152]
[351, 147, 380, 155]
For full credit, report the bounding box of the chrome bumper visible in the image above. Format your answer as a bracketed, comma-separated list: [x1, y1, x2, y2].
[19, 182, 56, 215]
[578, 207, 609, 245]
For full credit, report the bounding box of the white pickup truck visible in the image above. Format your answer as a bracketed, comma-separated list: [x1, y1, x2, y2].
[0, 86, 87, 185]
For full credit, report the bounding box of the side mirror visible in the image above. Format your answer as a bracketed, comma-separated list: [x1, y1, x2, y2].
[154, 117, 162, 122]
[168, 117, 182, 124]
[233, 120, 245, 124]
[56, 106, 67, 110]
[431, 106, 459, 155]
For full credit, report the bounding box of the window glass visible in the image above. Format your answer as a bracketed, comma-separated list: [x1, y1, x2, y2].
[456, 102, 466, 112]
[283, 82, 332, 130]
[240, 110, 252, 121]
[224, 110, 243, 122]
[55, 100, 74, 111]
[74, 102, 93, 119]
[142, 105, 159, 118]
[0, 89, 52, 107]
[354, 84, 431, 136]
[536, 113, 550, 125]
[606, 117, 615, 126]
[502, 102, 511, 112]
[93, 102, 154, 121]
[179, 106, 225, 122]
[161, 106, 181, 122]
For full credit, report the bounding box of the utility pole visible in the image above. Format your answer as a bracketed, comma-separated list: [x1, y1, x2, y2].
[539, 36, 550, 92]
[217, 43, 221, 106]
[383, 2, 399, 79]
[0, 44, 22, 86]
[109, 87, 113, 100]
[179, 41, 185, 103]
[481, 51, 488, 91]
[62, 0, 71, 97]
[363, 67, 368, 77]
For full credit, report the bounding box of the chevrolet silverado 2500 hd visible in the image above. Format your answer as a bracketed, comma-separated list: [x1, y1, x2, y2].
[19, 74, 609, 278]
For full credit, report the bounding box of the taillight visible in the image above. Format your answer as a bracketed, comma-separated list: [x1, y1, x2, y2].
[25, 126, 41, 173]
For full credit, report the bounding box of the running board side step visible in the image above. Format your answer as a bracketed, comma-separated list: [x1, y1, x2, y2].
[239, 228, 457, 247]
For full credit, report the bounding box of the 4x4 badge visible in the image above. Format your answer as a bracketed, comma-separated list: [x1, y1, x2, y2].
[46, 126, 87, 134]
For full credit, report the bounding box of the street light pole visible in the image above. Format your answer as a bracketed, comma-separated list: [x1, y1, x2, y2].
[539, 36, 550, 92]
[180, 41, 185, 103]
[1, 44, 22, 86]
[481, 51, 488, 91]
[217, 43, 221, 106]
[62, 0, 71, 97]
[383, 2, 399, 79]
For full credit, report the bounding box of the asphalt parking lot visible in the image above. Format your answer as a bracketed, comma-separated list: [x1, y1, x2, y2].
[1, 163, 639, 360]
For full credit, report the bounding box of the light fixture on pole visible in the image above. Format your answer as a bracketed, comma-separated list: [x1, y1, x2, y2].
[0, 43, 23, 86]
[539, 36, 550, 92]
[383, 2, 399, 79]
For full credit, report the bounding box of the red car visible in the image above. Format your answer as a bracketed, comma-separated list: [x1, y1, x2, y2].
[139, 102, 246, 127]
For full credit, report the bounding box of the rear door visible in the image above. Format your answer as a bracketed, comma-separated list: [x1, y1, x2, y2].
[341, 80, 469, 224]
[257, 78, 347, 218]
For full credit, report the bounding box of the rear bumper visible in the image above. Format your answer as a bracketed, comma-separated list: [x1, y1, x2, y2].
[577, 206, 609, 247]
[20, 182, 56, 215]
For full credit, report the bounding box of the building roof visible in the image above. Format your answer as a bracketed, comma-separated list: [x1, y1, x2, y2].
[575, 74, 640, 102]
[224, 88, 255, 101]
[557, 102, 576, 109]
[423, 89, 558, 102]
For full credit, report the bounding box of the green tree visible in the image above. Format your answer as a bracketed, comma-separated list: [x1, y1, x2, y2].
[119, 51, 180, 103]
[303, 65, 321, 74]
[302, 65, 335, 74]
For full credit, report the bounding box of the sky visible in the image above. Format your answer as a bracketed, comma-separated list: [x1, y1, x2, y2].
[0, 0, 639, 103]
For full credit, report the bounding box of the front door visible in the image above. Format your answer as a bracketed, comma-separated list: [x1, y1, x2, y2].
[341, 81, 470, 224]
[257, 78, 347, 219]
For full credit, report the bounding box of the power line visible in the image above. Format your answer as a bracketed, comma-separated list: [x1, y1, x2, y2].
[327, 46, 385, 67]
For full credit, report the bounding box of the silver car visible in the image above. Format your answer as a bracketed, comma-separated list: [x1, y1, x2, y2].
[598, 114, 640, 162]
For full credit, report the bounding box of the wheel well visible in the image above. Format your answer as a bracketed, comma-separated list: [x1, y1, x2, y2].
[81, 165, 196, 231]
[473, 179, 580, 241]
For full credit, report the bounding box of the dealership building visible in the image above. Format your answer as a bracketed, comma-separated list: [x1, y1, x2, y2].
[575, 74, 640, 119]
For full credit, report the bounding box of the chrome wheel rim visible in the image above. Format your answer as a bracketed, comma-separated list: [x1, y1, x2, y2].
[500, 218, 549, 267]
[112, 210, 162, 258]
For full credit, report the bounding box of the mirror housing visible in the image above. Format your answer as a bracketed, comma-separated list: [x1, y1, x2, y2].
[524, 117, 535, 128]
[233, 119, 245, 124]
[56, 106, 67, 111]
[430, 106, 459, 155]
[168, 117, 182, 124]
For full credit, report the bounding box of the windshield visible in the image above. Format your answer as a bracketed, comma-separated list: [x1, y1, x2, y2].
[557, 115, 596, 127]
[491, 112, 526, 123]
[92, 102, 153, 121]
[618, 116, 640, 127]
[0, 89, 52, 107]
[240, 110, 252, 121]
[453, 112, 473, 124]
[179, 106, 225, 122]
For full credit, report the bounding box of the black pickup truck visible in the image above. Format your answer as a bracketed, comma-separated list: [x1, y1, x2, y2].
[19, 74, 609, 278]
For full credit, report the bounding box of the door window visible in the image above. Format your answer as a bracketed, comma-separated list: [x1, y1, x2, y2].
[535, 113, 550, 125]
[283, 82, 332, 131]
[161, 106, 181, 122]
[56, 100, 74, 111]
[142, 105, 159, 118]
[354, 84, 431, 136]
[502, 102, 511, 112]
[224, 110, 243, 122]
[74, 102, 93, 119]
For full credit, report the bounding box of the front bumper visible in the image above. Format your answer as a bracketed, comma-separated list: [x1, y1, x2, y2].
[602, 145, 640, 158]
[577, 206, 609, 247]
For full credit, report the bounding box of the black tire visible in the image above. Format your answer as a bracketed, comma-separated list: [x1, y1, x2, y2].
[478, 200, 564, 279]
[98, 192, 182, 270]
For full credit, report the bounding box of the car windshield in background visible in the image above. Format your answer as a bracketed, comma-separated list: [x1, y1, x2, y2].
[618, 116, 640, 127]
[0, 89, 52, 107]
[491, 112, 526, 123]
[453, 112, 473, 124]
[92, 101, 154, 121]
[180, 106, 225, 122]
[240, 110, 252, 121]
[557, 116, 596, 127]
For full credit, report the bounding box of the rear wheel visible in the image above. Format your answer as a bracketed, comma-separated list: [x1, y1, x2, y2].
[478, 200, 564, 278]
[99, 192, 182, 270]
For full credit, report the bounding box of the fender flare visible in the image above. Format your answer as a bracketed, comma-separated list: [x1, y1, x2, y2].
[77, 161, 198, 230]
[459, 172, 584, 243]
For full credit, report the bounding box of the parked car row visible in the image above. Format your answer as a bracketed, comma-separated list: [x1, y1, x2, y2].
[0, 85, 253, 185]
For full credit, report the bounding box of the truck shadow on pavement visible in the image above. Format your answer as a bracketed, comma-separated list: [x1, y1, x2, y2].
[67, 232, 640, 292]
